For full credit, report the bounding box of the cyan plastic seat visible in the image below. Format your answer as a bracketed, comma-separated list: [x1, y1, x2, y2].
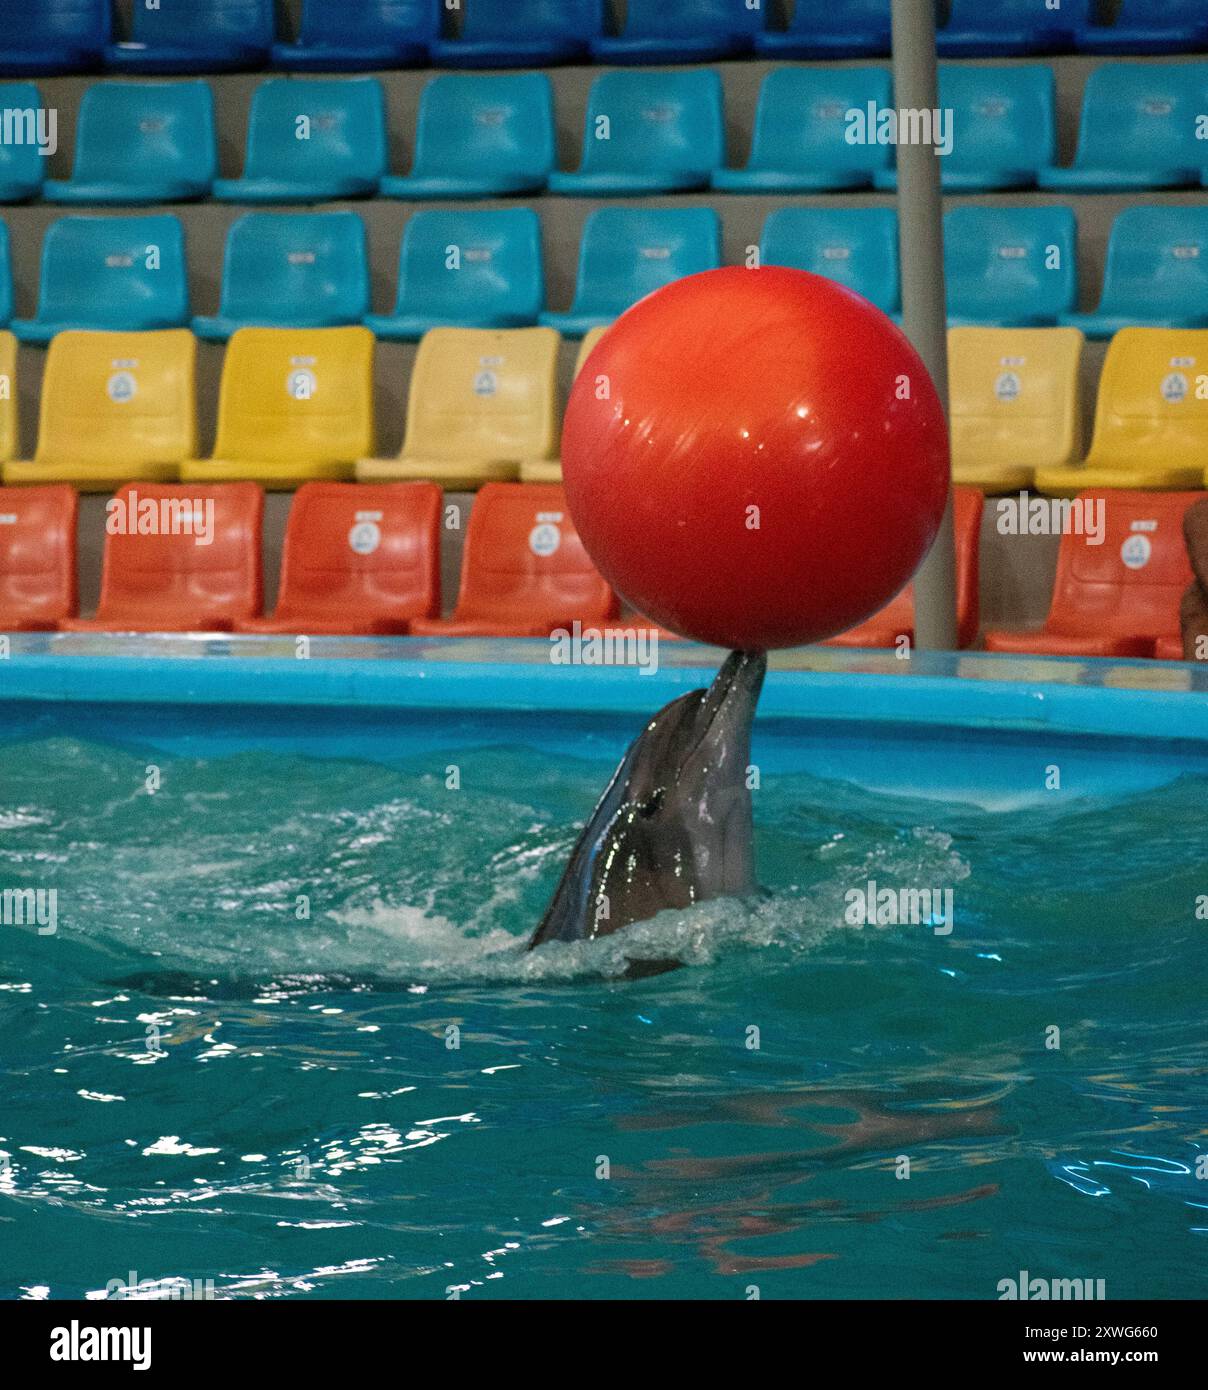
[755, 0, 891, 58]
[760, 209, 900, 318]
[945, 206, 1077, 327]
[0, 83, 48, 201]
[272, 0, 438, 71]
[0, 223, 13, 326]
[45, 80, 216, 206]
[1059, 207, 1208, 340]
[0, 0, 109, 75]
[1038, 63, 1208, 193]
[551, 70, 723, 197]
[193, 212, 369, 343]
[715, 67, 892, 193]
[591, 0, 765, 64]
[874, 64, 1056, 192]
[431, 0, 602, 68]
[107, 0, 274, 74]
[937, 0, 1091, 55]
[12, 215, 188, 345]
[380, 73, 553, 200]
[366, 209, 544, 342]
[539, 208, 722, 338]
[214, 77, 387, 204]
[1079, 0, 1208, 55]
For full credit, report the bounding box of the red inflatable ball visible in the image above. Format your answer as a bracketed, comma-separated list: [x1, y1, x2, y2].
[560, 266, 950, 650]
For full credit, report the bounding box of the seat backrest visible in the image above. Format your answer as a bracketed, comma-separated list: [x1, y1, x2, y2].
[0, 83, 48, 194]
[70, 80, 216, 187]
[411, 73, 554, 181]
[1070, 63, 1208, 172]
[0, 222, 12, 330]
[214, 327, 375, 464]
[129, 0, 275, 46]
[298, 0, 438, 43]
[1111, 0, 1205, 21]
[569, 208, 722, 315]
[949, 326, 1084, 472]
[454, 482, 615, 623]
[747, 66, 893, 176]
[218, 211, 369, 323]
[459, 0, 603, 42]
[0, 330, 15, 461]
[0, 484, 77, 626]
[945, 0, 1090, 36]
[785, 0, 891, 35]
[615, 0, 767, 40]
[1096, 206, 1208, 315]
[1086, 327, 1208, 468]
[0, 0, 110, 50]
[938, 63, 1056, 173]
[761, 207, 900, 315]
[944, 205, 1077, 321]
[241, 76, 386, 184]
[394, 207, 544, 322]
[35, 329, 197, 466]
[403, 327, 559, 463]
[576, 69, 724, 174]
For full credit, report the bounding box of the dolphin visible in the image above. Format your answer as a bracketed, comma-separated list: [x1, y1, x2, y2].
[527, 649, 767, 967]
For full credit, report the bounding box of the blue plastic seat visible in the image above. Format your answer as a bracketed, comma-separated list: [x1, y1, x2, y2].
[714, 67, 892, 193]
[192, 212, 369, 343]
[760, 209, 900, 318]
[273, 0, 438, 70]
[107, 0, 274, 74]
[431, 0, 603, 68]
[0, 0, 109, 76]
[1038, 63, 1208, 193]
[45, 80, 216, 206]
[366, 209, 544, 342]
[937, 0, 1090, 55]
[0, 83, 49, 201]
[945, 206, 1077, 327]
[0, 222, 13, 326]
[755, 0, 891, 58]
[540, 208, 722, 338]
[214, 77, 387, 204]
[1079, 0, 1208, 55]
[1059, 207, 1208, 340]
[551, 70, 723, 197]
[12, 215, 189, 345]
[591, 0, 765, 64]
[381, 74, 553, 200]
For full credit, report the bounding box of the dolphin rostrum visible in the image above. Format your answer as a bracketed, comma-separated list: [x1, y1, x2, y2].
[527, 649, 767, 961]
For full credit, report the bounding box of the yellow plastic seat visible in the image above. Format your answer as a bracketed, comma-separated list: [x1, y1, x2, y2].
[181, 326, 374, 489]
[948, 327, 1083, 494]
[1036, 328, 1208, 495]
[0, 332, 17, 464]
[359, 327, 559, 490]
[3, 329, 194, 491]
[520, 325, 610, 485]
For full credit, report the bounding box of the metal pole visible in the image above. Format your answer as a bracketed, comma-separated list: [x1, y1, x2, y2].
[891, 0, 958, 650]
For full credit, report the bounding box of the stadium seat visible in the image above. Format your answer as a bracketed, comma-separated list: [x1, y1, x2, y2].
[0, 222, 12, 327]
[828, 489, 985, 650]
[214, 77, 387, 204]
[521, 327, 608, 483]
[1037, 63, 1208, 192]
[45, 80, 216, 206]
[60, 483, 263, 633]
[0, 331, 15, 460]
[359, 327, 559, 488]
[0, 0, 109, 75]
[3, 329, 196, 491]
[551, 69, 723, 196]
[760, 208, 900, 317]
[713, 67, 894, 193]
[12, 215, 189, 345]
[937, 0, 1090, 55]
[1079, 0, 1208, 56]
[107, 0, 274, 74]
[983, 490, 1200, 658]
[945, 206, 1078, 327]
[431, 0, 602, 68]
[235, 482, 441, 635]
[272, 0, 438, 71]
[0, 485, 77, 630]
[192, 212, 370, 343]
[365, 208, 544, 342]
[0, 84, 49, 201]
[949, 327, 1084, 494]
[1037, 328, 1208, 493]
[591, 0, 764, 64]
[539, 208, 722, 338]
[410, 483, 617, 638]
[1155, 635, 1186, 660]
[181, 327, 375, 488]
[1058, 208, 1208, 339]
[379, 73, 554, 200]
[755, 0, 891, 58]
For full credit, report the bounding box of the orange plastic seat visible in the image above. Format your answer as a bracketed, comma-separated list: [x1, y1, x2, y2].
[410, 482, 617, 637]
[828, 488, 985, 649]
[0, 485, 77, 630]
[235, 482, 441, 635]
[61, 482, 263, 633]
[1154, 634, 1186, 660]
[983, 489, 1201, 658]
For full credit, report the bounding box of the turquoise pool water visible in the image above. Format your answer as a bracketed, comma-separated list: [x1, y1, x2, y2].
[1, 730, 1206, 1300]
